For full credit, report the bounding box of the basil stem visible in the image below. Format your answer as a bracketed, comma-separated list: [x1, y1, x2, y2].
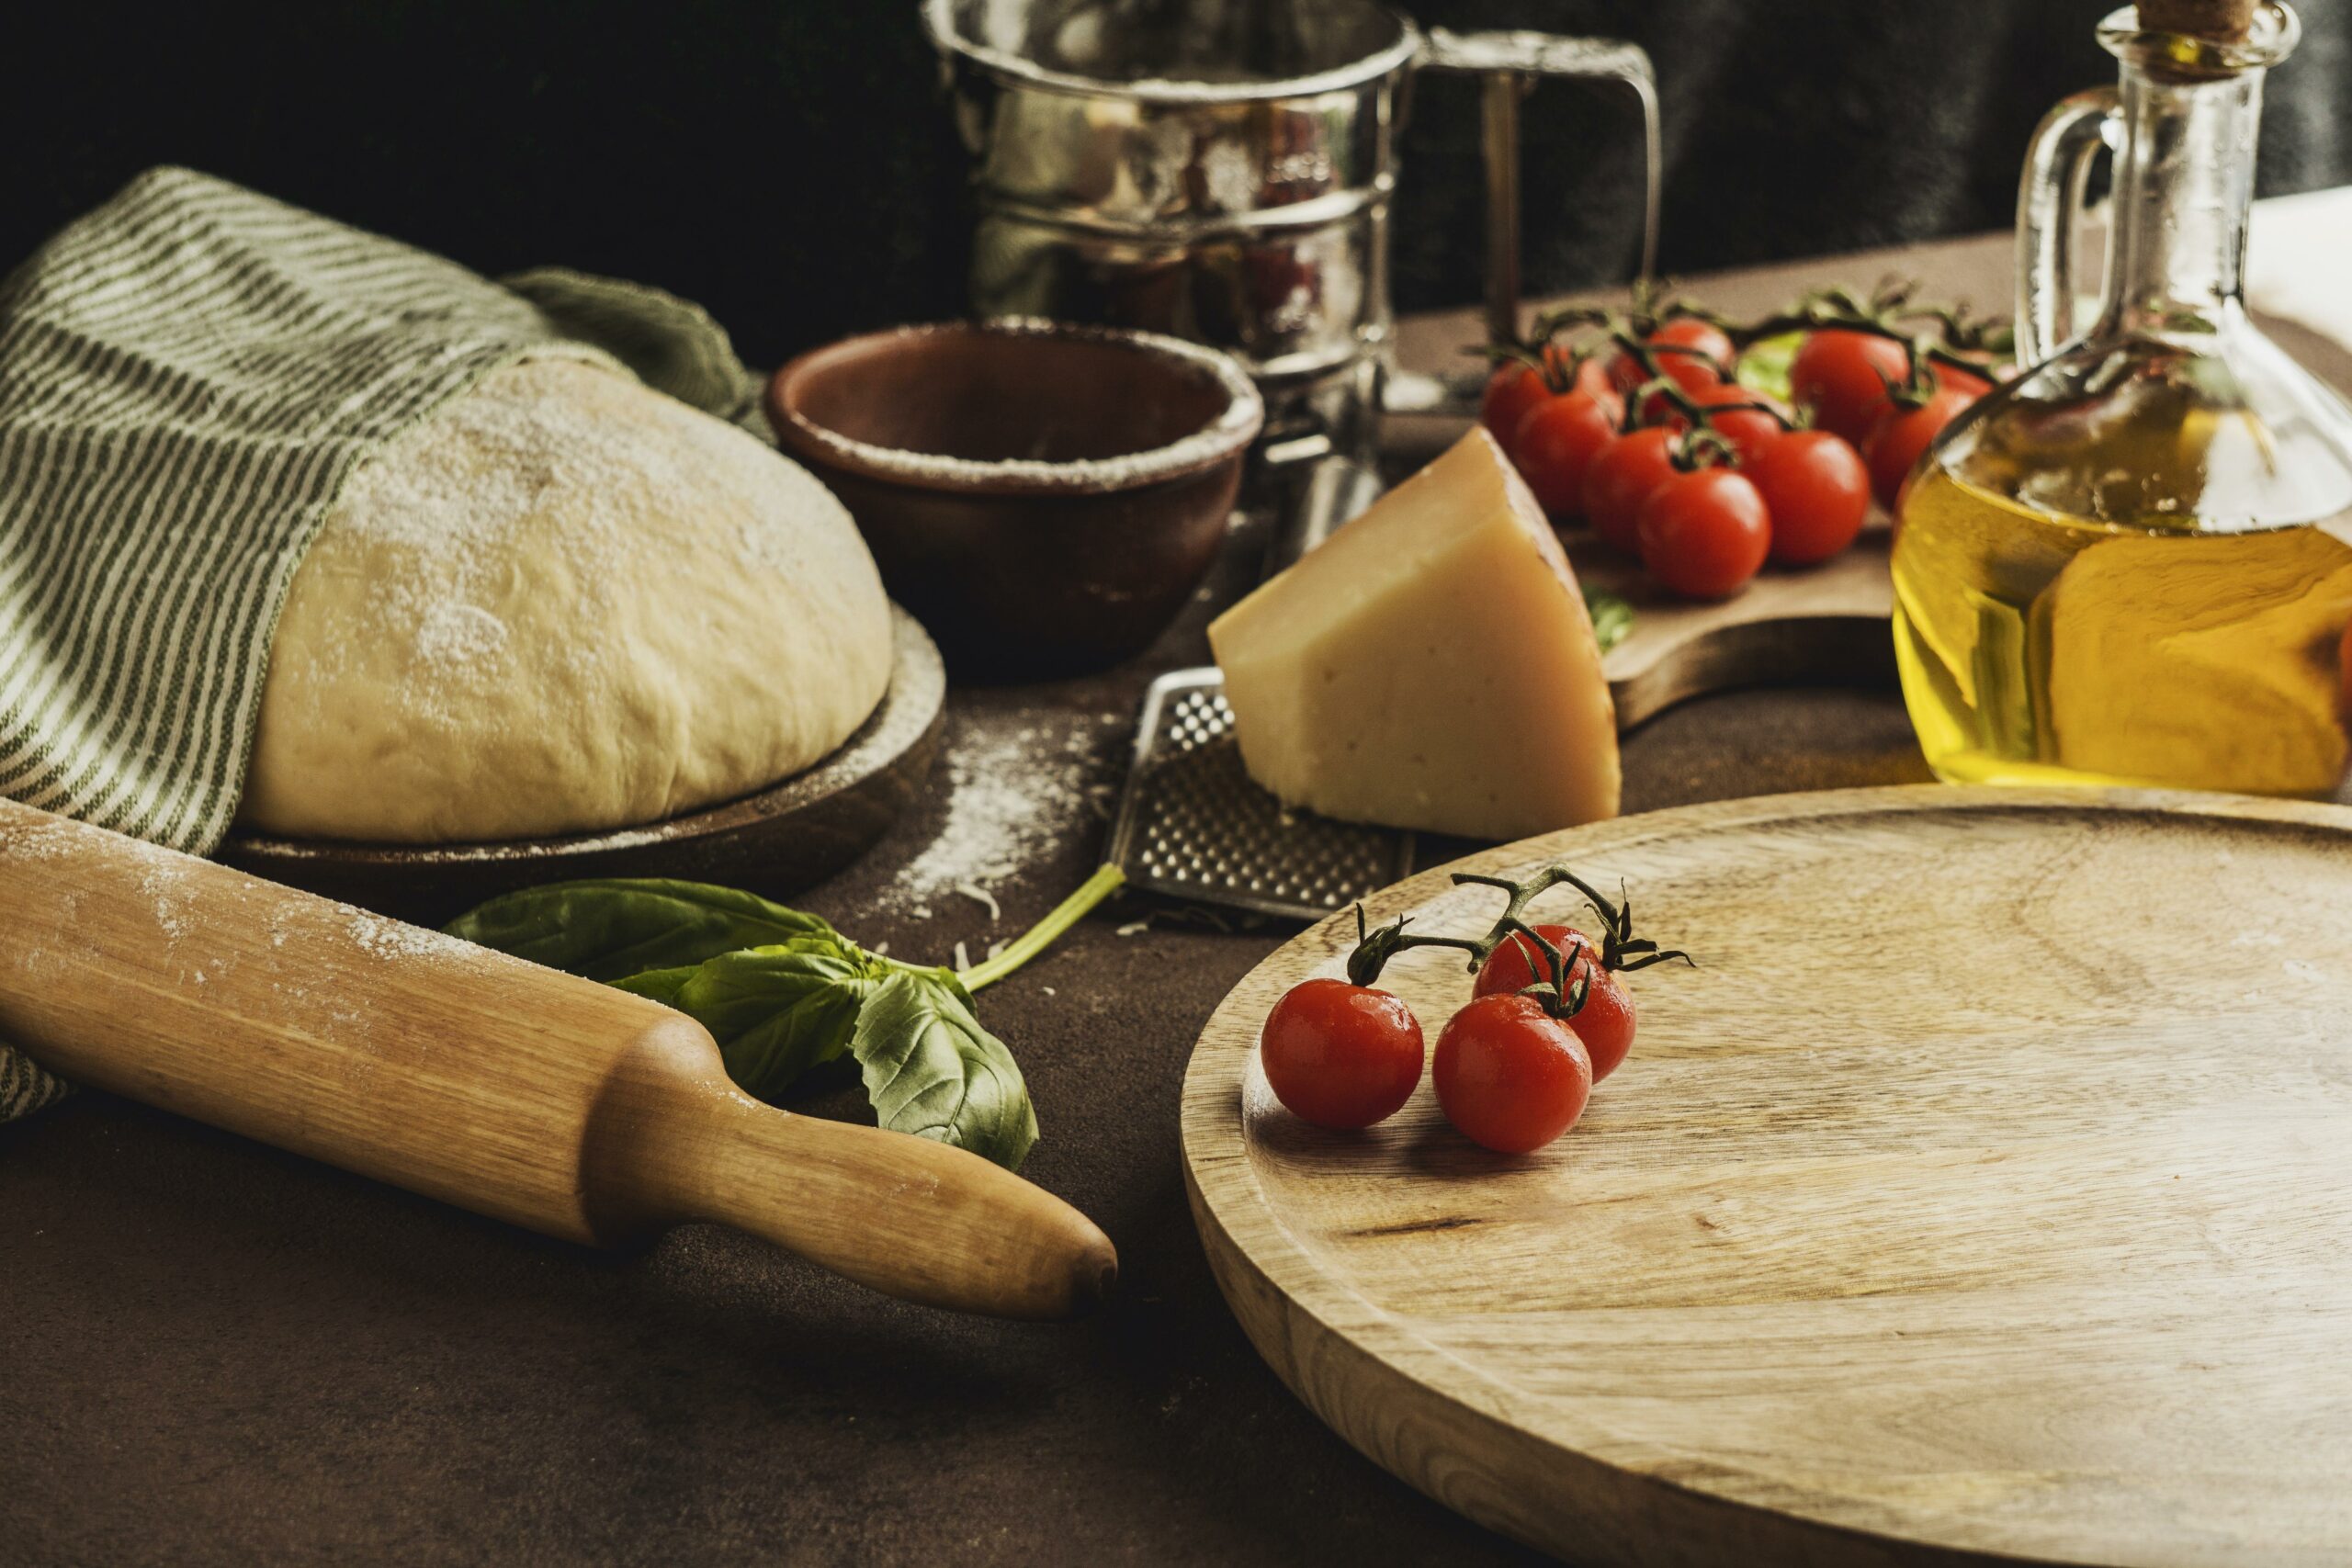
[963, 863, 1125, 991]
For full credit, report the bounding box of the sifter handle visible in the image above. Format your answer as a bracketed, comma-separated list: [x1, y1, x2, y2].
[595, 1036, 1118, 1320]
[2016, 86, 2121, 368]
[1419, 28, 1663, 345]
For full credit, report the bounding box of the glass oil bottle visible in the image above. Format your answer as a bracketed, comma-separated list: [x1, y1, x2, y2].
[1891, 3, 2352, 797]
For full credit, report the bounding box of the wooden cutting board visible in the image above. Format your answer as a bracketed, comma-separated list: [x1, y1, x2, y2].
[1380, 415, 1898, 729]
[1579, 526, 1894, 728]
[1182, 786, 2352, 1565]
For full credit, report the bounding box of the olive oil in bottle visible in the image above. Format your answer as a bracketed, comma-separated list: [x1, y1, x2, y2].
[1893, 464, 2352, 797]
[1894, 1, 2352, 799]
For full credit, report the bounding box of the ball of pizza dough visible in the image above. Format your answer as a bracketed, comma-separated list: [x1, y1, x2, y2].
[239, 356, 893, 843]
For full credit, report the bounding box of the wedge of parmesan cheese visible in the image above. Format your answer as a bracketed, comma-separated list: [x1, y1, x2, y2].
[1207, 429, 1621, 840]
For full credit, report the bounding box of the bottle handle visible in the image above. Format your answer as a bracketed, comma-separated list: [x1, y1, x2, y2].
[2016, 86, 2121, 368]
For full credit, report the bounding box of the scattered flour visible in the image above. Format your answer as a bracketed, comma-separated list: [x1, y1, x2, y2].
[301, 354, 873, 728]
[139, 860, 193, 944]
[888, 714, 1115, 909]
[0, 818, 81, 860]
[346, 908, 469, 963]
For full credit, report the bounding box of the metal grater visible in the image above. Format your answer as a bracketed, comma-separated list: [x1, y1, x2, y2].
[1102, 454, 1414, 923]
[1105, 670, 1415, 922]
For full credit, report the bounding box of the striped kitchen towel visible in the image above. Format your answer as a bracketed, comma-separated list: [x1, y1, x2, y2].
[0, 167, 759, 1122]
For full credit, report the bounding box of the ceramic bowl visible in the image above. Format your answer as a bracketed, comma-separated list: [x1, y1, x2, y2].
[768, 319, 1262, 680]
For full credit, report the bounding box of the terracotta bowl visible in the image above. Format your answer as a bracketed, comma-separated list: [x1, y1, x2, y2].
[769, 320, 1262, 681]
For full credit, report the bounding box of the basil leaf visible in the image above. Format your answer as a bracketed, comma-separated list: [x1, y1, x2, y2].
[618, 940, 882, 1098]
[449, 878, 1036, 1169]
[849, 971, 1038, 1172]
[1585, 587, 1635, 654]
[890, 962, 977, 1010]
[1734, 329, 1802, 405]
[608, 964, 696, 1008]
[447, 878, 843, 982]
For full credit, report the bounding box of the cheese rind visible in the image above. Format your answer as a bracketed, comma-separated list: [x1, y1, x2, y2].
[1207, 429, 1621, 840]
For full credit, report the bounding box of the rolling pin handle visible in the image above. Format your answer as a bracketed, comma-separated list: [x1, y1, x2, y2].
[597, 1032, 1117, 1320]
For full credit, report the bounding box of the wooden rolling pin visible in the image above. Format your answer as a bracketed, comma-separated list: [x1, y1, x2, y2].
[0, 798, 1114, 1318]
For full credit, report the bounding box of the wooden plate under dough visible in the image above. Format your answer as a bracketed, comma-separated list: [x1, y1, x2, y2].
[218, 605, 944, 921]
[1182, 786, 2352, 1566]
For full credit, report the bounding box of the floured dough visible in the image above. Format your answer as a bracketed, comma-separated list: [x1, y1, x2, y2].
[239, 357, 894, 842]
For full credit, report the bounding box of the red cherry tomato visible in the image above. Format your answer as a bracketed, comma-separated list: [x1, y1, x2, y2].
[1655, 383, 1787, 465]
[1472, 926, 1638, 1082]
[1611, 318, 1734, 399]
[1864, 386, 1974, 511]
[1636, 468, 1771, 600]
[1511, 390, 1618, 517]
[1479, 362, 1554, 459]
[1482, 352, 1623, 460]
[1260, 977, 1426, 1130]
[1565, 353, 1627, 423]
[1581, 426, 1680, 555]
[1433, 994, 1594, 1154]
[1790, 330, 1912, 445]
[1746, 429, 1872, 565]
[1938, 362, 1994, 401]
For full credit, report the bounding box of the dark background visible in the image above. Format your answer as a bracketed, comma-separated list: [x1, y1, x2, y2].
[6, 1, 2345, 367]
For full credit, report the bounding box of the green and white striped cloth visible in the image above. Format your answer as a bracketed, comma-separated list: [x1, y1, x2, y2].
[0, 167, 760, 1122]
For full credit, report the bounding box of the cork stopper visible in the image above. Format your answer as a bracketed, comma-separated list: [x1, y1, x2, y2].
[2138, 0, 2255, 40]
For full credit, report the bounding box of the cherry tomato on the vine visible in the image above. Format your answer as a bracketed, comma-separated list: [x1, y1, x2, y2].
[1636, 468, 1771, 600]
[1790, 329, 1913, 446]
[1610, 317, 1734, 399]
[1479, 362, 1554, 459]
[1472, 926, 1638, 1082]
[1261, 977, 1425, 1130]
[1746, 429, 1871, 565]
[1511, 390, 1618, 517]
[1656, 383, 1787, 466]
[1938, 363, 1994, 401]
[1482, 352, 1621, 460]
[1566, 354, 1626, 422]
[1581, 426, 1680, 555]
[1433, 994, 1594, 1154]
[1864, 386, 1974, 510]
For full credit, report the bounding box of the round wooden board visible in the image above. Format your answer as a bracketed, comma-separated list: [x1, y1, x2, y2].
[217, 606, 945, 922]
[1182, 786, 2352, 1567]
